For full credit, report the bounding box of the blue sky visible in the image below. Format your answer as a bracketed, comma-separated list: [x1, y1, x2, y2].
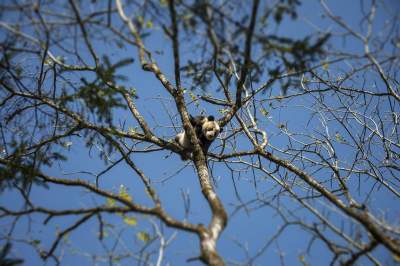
[1, 0, 399, 265]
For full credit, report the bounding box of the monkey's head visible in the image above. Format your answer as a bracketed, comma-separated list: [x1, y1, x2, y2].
[201, 116, 222, 141]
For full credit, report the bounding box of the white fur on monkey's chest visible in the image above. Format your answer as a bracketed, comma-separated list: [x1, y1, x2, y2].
[176, 132, 192, 149]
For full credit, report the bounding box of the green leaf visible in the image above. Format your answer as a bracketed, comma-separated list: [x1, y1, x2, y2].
[99, 230, 109, 238]
[189, 91, 197, 101]
[119, 185, 132, 202]
[31, 239, 41, 246]
[55, 56, 65, 63]
[322, 61, 329, 71]
[298, 255, 309, 266]
[335, 132, 346, 143]
[63, 233, 70, 243]
[44, 58, 53, 66]
[61, 141, 73, 148]
[129, 87, 138, 98]
[146, 20, 153, 28]
[128, 127, 138, 134]
[137, 16, 144, 26]
[123, 216, 137, 226]
[106, 197, 116, 207]
[137, 231, 150, 243]
[218, 108, 229, 114]
[260, 108, 269, 116]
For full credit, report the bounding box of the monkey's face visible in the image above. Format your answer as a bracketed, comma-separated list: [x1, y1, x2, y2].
[202, 121, 221, 141]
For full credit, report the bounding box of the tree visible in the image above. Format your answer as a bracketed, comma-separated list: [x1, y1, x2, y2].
[0, 0, 399, 265]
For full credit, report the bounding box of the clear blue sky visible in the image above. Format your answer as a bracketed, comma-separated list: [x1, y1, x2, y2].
[1, 0, 399, 265]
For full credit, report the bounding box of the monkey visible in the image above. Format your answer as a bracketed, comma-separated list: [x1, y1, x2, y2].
[175, 115, 222, 160]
